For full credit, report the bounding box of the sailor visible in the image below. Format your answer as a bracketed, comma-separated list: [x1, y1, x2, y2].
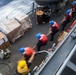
[36, 33, 48, 51]
[19, 47, 36, 60]
[16, 51, 36, 75]
[49, 20, 59, 41]
[61, 9, 72, 32]
[71, 1, 76, 17]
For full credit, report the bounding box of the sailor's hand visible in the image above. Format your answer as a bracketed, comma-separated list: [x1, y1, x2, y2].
[46, 31, 52, 36]
[33, 51, 36, 55]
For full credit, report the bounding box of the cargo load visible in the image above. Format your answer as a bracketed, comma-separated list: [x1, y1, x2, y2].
[0, 18, 24, 43]
[14, 13, 32, 33]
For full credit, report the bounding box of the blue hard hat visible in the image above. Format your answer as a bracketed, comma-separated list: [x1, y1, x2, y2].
[66, 10, 70, 15]
[36, 33, 41, 39]
[49, 20, 54, 26]
[73, 1, 76, 5]
[19, 47, 25, 53]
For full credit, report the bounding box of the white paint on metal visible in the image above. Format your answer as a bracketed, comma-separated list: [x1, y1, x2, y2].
[56, 44, 76, 75]
[0, 73, 2, 75]
[67, 61, 76, 72]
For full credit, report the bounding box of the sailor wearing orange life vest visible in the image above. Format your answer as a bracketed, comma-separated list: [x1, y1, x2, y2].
[19, 47, 35, 60]
[36, 33, 48, 51]
[49, 20, 59, 41]
[61, 9, 72, 32]
[71, 1, 76, 17]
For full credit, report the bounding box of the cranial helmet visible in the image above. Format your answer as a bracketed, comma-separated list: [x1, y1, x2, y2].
[66, 10, 70, 15]
[49, 20, 54, 26]
[19, 47, 25, 53]
[36, 33, 41, 39]
[73, 1, 76, 5]
[18, 60, 26, 68]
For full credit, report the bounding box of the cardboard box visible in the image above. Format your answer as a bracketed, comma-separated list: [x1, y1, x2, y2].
[15, 13, 32, 32]
[0, 32, 11, 51]
[0, 23, 14, 42]
[0, 18, 24, 43]
[0, 39, 6, 50]
[3, 36, 11, 48]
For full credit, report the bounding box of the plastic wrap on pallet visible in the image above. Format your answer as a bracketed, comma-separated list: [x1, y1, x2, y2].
[14, 13, 32, 32]
[0, 18, 24, 43]
[0, 32, 11, 50]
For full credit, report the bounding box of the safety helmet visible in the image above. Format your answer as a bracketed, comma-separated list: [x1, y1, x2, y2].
[17, 60, 30, 74]
[36, 33, 41, 39]
[18, 60, 26, 68]
[73, 1, 76, 5]
[66, 10, 70, 15]
[49, 20, 54, 26]
[19, 47, 25, 53]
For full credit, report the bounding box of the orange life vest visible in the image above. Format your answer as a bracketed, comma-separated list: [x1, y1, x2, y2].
[24, 47, 35, 57]
[51, 22, 59, 30]
[39, 34, 48, 44]
[65, 11, 72, 20]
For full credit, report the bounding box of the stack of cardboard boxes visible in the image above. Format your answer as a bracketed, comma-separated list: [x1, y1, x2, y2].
[0, 18, 24, 43]
[15, 13, 32, 32]
[0, 14, 32, 43]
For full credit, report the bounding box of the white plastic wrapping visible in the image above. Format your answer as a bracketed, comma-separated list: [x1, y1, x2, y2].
[15, 13, 32, 32]
[0, 18, 24, 43]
